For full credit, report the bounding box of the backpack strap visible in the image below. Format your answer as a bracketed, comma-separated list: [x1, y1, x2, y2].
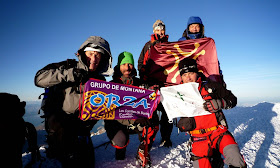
[143, 43, 152, 66]
[199, 81, 208, 94]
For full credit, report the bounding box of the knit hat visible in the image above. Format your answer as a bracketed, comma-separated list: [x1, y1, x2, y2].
[153, 20, 165, 30]
[117, 51, 134, 66]
[178, 58, 198, 76]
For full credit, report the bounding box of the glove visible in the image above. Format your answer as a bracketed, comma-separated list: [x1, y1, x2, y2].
[203, 99, 226, 113]
[73, 68, 88, 83]
[128, 119, 150, 132]
[177, 117, 195, 132]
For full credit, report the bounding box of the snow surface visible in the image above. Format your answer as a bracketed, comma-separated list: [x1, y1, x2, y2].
[22, 102, 280, 168]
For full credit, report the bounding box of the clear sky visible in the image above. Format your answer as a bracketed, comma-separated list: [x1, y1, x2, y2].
[1, 0, 280, 106]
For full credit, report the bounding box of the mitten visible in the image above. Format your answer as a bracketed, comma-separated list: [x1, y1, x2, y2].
[73, 68, 88, 83]
[203, 99, 227, 113]
[177, 117, 196, 132]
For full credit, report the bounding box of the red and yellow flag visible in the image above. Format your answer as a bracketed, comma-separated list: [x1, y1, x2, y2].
[147, 38, 221, 85]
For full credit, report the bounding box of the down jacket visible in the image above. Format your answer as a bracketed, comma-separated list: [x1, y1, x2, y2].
[34, 36, 113, 114]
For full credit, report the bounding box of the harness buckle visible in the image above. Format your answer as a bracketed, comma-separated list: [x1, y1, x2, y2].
[219, 125, 225, 130]
[200, 129, 206, 134]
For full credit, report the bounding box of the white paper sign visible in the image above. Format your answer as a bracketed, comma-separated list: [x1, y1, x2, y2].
[160, 82, 211, 122]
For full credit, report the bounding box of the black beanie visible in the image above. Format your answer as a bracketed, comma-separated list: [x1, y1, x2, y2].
[178, 58, 198, 76]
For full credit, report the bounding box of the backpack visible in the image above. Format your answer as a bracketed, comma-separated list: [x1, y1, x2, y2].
[38, 59, 77, 130]
[38, 85, 65, 118]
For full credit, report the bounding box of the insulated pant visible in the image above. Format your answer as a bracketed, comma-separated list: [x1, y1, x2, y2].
[46, 112, 96, 168]
[191, 127, 246, 168]
[105, 120, 159, 150]
[104, 120, 130, 148]
[136, 125, 159, 167]
[141, 125, 160, 151]
[105, 112, 159, 161]
[158, 103, 173, 141]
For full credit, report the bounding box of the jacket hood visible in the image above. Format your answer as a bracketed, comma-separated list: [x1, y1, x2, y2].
[112, 64, 137, 81]
[150, 34, 169, 43]
[77, 36, 113, 76]
[181, 16, 205, 39]
[187, 16, 203, 27]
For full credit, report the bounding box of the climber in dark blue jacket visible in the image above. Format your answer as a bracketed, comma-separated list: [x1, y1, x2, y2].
[179, 16, 205, 41]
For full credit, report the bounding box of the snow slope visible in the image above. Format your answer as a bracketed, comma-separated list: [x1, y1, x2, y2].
[22, 102, 280, 168]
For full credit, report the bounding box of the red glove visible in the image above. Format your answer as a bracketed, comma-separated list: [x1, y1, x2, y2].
[203, 99, 226, 113]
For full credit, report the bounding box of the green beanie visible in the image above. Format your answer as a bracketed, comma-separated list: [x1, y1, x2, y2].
[118, 51, 134, 66]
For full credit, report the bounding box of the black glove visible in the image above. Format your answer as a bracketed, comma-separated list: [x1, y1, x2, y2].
[73, 68, 88, 83]
[177, 117, 196, 132]
[203, 99, 226, 113]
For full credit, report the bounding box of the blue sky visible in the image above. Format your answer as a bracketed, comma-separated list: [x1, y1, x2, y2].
[0, 0, 280, 106]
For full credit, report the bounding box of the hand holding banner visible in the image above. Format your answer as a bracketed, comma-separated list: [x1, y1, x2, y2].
[80, 79, 160, 121]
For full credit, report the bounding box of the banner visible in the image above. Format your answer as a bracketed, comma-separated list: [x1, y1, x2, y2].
[147, 38, 221, 85]
[160, 82, 211, 122]
[80, 79, 160, 121]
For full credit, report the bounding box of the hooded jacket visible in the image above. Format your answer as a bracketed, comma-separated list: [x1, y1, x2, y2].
[177, 76, 237, 136]
[179, 16, 205, 41]
[35, 36, 113, 114]
[77, 36, 113, 76]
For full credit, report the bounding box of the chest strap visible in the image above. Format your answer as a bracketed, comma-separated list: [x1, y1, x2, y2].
[189, 125, 221, 135]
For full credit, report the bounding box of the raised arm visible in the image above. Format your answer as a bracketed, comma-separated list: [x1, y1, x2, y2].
[34, 60, 77, 88]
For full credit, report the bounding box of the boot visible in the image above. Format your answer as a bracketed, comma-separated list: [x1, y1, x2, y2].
[136, 147, 151, 168]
